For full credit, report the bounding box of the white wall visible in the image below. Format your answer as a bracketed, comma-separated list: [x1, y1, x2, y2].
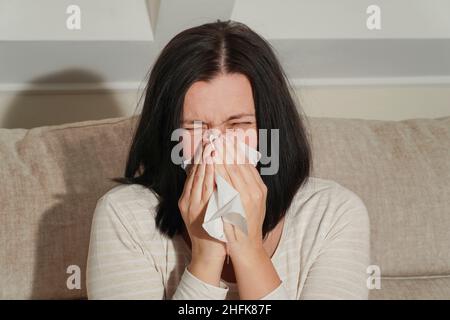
[0, 0, 154, 40]
[297, 85, 450, 121]
[1, 85, 449, 129]
[0, 0, 449, 128]
[1, 0, 450, 88]
[232, 0, 450, 39]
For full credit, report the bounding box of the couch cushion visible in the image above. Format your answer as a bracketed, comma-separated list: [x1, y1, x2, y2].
[307, 116, 450, 278]
[0, 116, 137, 299]
[369, 277, 450, 300]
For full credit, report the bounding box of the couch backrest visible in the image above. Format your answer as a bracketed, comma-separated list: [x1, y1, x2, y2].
[1, 115, 449, 299]
[0, 116, 137, 299]
[307, 116, 450, 278]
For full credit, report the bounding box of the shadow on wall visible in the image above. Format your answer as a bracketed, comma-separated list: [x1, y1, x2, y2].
[2, 68, 124, 129]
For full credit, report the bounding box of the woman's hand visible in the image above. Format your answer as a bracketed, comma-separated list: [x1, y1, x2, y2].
[178, 142, 227, 261]
[213, 134, 282, 299]
[212, 134, 268, 258]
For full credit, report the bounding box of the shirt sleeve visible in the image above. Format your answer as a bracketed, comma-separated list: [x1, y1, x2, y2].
[87, 194, 230, 300]
[86, 195, 165, 299]
[260, 281, 290, 300]
[172, 267, 229, 300]
[300, 190, 371, 300]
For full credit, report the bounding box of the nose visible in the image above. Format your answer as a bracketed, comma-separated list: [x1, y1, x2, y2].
[202, 128, 222, 146]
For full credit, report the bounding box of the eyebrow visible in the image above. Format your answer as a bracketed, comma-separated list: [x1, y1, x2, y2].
[182, 113, 255, 124]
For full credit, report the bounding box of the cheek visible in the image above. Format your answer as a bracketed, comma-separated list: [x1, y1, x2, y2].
[247, 128, 258, 149]
[181, 131, 202, 160]
[229, 128, 258, 149]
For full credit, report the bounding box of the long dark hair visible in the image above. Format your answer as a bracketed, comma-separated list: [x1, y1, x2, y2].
[115, 20, 312, 239]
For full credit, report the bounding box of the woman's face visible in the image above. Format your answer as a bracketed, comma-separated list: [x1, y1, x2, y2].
[181, 73, 258, 161]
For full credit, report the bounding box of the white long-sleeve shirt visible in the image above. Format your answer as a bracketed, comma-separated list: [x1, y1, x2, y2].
[86, 176, 370, 300]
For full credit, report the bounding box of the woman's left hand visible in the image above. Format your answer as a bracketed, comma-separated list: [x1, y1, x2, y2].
[212, 134, 268, 257]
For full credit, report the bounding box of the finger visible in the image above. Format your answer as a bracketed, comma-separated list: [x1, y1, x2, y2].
[247, 163, 267, 193]
[190, 150, 206, 204]
[202, 143, 215, 202]
[231, 133, 247, 165]
[228, 133, 267, 192]
[191, 137, 204, 165]
[203, 140, 215, 164]
[223, 133, 238, 166]
[181, 135, 204, 189]
[226, 134, 255, 186]
[212, 136, 233, 185]
[182, 135, 202, 173]
[180, 163, 198, 201]
[227, 131, 256, 165]
[222, 135, 249, 193]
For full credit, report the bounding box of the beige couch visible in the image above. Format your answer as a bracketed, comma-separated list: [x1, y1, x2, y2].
[1, 115, 449, 299]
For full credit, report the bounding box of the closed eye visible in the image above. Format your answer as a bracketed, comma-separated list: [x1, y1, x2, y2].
[182, 127, 205, 131]
[231, 122, 253, 126]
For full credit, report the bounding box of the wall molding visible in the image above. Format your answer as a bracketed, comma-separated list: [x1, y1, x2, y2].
[1, 76, 450, 94]
[290, 76, 450, 87]
[0, 82, 146, 94]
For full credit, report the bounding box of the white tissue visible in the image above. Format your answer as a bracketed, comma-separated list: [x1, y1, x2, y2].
[181, 134, 262, 242]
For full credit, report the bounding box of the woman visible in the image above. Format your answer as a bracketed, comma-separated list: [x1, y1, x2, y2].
[86, 20, 370, 300]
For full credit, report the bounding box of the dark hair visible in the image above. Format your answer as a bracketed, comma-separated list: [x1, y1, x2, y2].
[115, 20, 312, 239]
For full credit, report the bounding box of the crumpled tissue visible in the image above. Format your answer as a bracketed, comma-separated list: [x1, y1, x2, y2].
[181, 133, 261, 242]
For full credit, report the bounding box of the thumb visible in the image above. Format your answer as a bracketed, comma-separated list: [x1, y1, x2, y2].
[223, 219, 236, 243]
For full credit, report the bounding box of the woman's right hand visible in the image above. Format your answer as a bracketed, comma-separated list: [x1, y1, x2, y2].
[178, 142, 227, 262]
